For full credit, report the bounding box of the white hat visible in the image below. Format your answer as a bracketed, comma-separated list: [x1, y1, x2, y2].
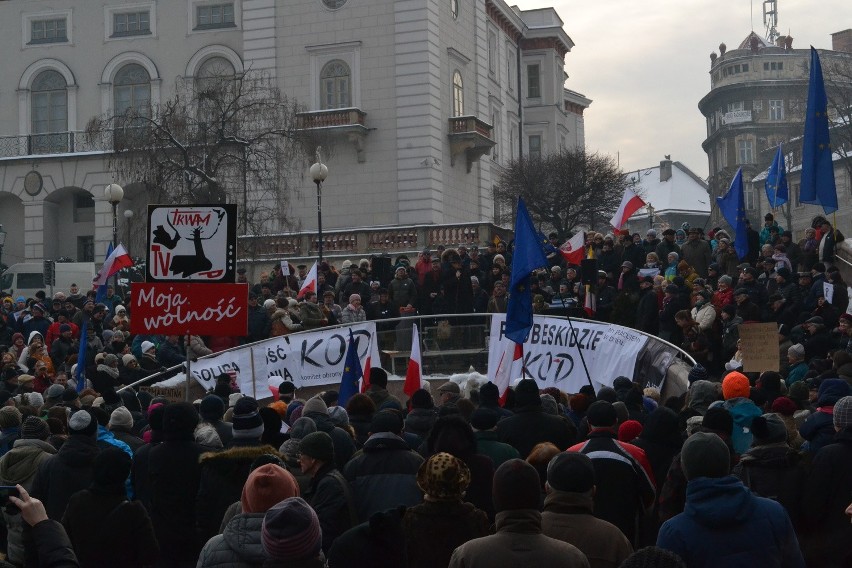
[228, 393, 244, 408]
[141, 341, 156, 354]
[263, 299, 276, 309]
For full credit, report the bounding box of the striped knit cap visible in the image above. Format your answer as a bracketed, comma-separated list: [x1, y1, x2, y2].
[261, 497, 321, 561]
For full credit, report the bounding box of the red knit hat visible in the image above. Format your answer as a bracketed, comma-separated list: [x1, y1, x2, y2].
[241, 464, 300, 514]
[770, 396, 798, 416]
[722, 372, 751, 400]
[618, 419, 643, 443]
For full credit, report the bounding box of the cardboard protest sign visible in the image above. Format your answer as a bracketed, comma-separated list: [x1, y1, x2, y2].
[738, 322, 780, 373]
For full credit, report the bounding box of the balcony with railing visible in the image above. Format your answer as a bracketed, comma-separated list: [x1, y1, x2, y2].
[447, 116, 495, 172]
[296, 108, 370, 162]
[0, 130, 115, 159]
[238, 222, 509, 263]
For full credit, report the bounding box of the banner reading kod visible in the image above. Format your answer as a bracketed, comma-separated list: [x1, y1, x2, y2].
[190, 322, 380, 396]
[487, 314, 648, 393]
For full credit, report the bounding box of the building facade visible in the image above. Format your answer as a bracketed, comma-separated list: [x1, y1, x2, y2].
[0, 0, 590, 267]
[698, 29, 852, 239]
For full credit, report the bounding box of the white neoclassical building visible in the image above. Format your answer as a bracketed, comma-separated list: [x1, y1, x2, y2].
[0, 0, 590, 266]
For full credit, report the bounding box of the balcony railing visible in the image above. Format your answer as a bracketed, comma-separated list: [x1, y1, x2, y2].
[295, 108, 370, 162]
[0, 131, 115, 159]
[447, 115, 495, 172]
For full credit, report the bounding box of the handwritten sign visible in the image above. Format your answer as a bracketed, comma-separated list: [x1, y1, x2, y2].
[130, 282, 248, 336]
[739, 322, 779, 373]
[139, 385, 185, 403]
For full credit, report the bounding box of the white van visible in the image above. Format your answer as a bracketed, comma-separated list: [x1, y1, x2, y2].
[0, 262, 96, 299]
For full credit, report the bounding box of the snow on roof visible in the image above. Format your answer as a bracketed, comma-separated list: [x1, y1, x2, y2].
[626, 161, 711, 220]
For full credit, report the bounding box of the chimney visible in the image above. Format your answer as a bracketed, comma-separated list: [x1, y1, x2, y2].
[832, 29, 852, 53]
[660, 156, 672, 182]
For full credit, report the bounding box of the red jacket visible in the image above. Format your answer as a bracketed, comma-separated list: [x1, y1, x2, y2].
[45, 321, 79, 350]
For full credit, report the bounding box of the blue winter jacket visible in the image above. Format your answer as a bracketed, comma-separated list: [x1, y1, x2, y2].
[657, 475, 804, 568]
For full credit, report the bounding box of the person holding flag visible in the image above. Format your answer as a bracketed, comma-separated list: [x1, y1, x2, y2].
[338, 330, 363, 407]
[716, 168, 749, 262]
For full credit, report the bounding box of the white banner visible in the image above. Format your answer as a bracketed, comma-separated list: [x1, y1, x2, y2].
[190, 322, 381, 397]
[487, 314, 648, 393]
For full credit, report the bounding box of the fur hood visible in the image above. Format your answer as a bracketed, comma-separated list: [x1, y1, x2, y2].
[199, 443, 281, 465]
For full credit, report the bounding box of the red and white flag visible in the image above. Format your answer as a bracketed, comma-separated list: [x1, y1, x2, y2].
[584, 284, 596, 317]
[492, 341, 524, 406]
[92, 244, 133, 286]
[403, 323, 424, 397]
[559, 232, 586, 265]
[297, 262, 318, 299]
[360, 333, 373, 393]
[609, 187, 646, 230]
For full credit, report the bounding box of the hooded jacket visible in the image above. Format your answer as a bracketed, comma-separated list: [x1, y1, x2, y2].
[712, 398, 763, 454]
[197, 512, 267, 568]
[31, 435, 100, 520]
[657, 475, 804, 567]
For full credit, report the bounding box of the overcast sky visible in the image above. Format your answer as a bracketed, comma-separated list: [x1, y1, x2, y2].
[515, 0, 851, 180]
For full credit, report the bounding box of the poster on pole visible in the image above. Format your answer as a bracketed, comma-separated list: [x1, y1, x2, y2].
[487, 314, 648, 393]
[130, 282, 248, 336]
[738, 322, 780, 372]
[146, 204, 237, 282]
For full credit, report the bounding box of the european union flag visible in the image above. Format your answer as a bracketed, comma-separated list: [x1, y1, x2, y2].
[536, 230, 559, 255]
[506, 197, 548, 344]
[799, 47, 838, 214]
[717, 168, 749, 261]
[765, 145, 788, 209]
[338, 329, 363, 407]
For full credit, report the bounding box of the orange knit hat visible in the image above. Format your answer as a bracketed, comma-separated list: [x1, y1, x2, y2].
[722, 372, 751, 400]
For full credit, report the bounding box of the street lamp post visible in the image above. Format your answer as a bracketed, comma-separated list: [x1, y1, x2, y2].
[0, 224, 6, 270]
[123, 209, 134, 258]
[104, 183, 124, 290]
[309, 148, 328, 264]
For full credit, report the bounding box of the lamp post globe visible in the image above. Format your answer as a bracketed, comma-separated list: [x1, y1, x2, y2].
[104, 184, 124, 290]
[309, 154, 328, 263]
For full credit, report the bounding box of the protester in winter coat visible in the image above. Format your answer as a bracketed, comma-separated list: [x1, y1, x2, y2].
[799, 378, 851, 455]
[657, 432, 804, 567]
[301, 395, 356, 470]
[62, 447, 158, 568]
[448, 459, 590, 568]
[197, 464, 300, 568]
[344, 410, 424, 522]
[9, 484, 80, 568]
[0, 416, 57, 566]
[542, 452, 633, 568]
[470, 408, 519, 469]
[402, 453, 491, 568]
[496, 379, 577, 460]
[260, 497, 326, 568]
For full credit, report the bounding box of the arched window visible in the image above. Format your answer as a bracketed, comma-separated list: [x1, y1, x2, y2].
[196, 56, 236, 90]
[31, 70, 68, 153]
[113, 64, 151, 119]
[452, 71, 464, 116]
[320, 60, 351, 110]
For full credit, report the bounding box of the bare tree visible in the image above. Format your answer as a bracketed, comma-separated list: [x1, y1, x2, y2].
[824, 54, 852, 187]
[493, 148, 630, 237]
[86, 68, 312, 236]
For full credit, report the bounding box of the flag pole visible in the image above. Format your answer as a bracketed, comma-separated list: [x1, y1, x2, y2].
[563, 311, 594, 389]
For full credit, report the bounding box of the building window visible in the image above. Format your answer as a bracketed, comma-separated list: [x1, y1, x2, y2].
[195, 56, 236, 123]
[507, 45, 516, 93]
[488, 30, 497, 76]
[450, 0, 458, 19]
[728, 101, 744, 112]
[320, 60, 351, 110]
[452, 71, 464, 116]
[491, 110, 500, 158]
[792, 183, 800, 207]
[763, 61, 784, 71]
[30, 18, 68, 44]
[752, 100, 763, 111]
[31, 70, 68, 153]
[77, 236, 95, 263]
[528, 135, 541, 159]
[718, 139, 728, 168]
[73, 193, 95, 223]
[527, 64, 541, 98]
[737, 139, 754, 164]
[196, 3, 235, 29]
[744, 185, 756, 210]
[112, 11, 151, 37]
[769, 99, 784, 121]
[322, 0, 347, 8]
[114, 64, 151, 119]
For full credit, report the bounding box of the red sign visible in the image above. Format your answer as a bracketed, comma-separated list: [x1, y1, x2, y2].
[130, 283, 249, 336]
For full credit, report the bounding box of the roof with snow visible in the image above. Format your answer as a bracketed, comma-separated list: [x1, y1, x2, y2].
[738, 31, 769, 50]
[625, 161, 711, 220]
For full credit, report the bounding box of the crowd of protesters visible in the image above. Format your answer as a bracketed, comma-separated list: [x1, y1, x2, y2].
[0, 209, 849, 567]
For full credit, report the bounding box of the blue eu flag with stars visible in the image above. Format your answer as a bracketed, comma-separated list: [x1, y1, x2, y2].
[799, 47, 838, 214]
[338, 330, 363, 407]
[506, 197, 548, 344]
[717, 168, 749, 261]
[765, 145, 788, 209]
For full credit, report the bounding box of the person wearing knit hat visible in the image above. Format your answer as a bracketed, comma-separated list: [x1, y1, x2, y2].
[197, 465, 302, 567]
[800, 379, 852, 455]
[785, 344, 808, 387]
[45, 383, 65, 403]
[658, 432, 804, 567]
[687, 363, 708, 384]
[230, 397, 265, 445]
[567, 401, 656, 544]
[769, 397, 805, 449]
[296, 431, 352, 552]
[833, 395, 852, 431]
[261, 497, 324, 564]
[108, 406, 144, 453]
[618, 419, 643, 443]
[721, 371, 751, 400]
[19, 415, 50, 441]
[710, 381, 763, 456]
[470, 408, 520, 469]
[301, 395, 356, 470]
[450, 459, 589, 567]
[399, 453, 489, 568]
[0, 406, 23, 455]
[61, 446, 159, 567]
[541, 452, 633, 567]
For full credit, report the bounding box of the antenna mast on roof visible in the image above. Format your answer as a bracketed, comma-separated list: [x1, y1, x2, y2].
[763, 0, 779, 45]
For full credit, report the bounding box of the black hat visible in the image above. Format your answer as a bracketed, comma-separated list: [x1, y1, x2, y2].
[470, 408, 500, 431]
[298, 431, 334, 463]
[662, 228, 676, 236]
[586, 400, 617, 428]
[734, 287, 749, 296]
[162, 402, 199, 437]
[682, 432, 730, 480]
[665, 284, 678, 294]
[775, 267, 792, 280]
[199, 394, 225, 421]
[233, 397, 264, 434]
[701, 407, 733, 436]
[92, 447, 132, 490]
[547, 452, 595, 493]
[479, 381, 499, 404]
[514, 379, 541, 407]
[369, 410, 404, 435]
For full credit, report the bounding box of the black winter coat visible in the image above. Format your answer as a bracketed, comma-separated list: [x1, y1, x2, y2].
[306, 463, 353, 554]
[31, 435, 100, 520]
[303, 411, 356, 470]
[495, 405, 577, 459]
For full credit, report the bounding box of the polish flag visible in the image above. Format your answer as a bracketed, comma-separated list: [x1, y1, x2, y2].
[609, 187, 646, 230]
[584, 284, 596, 317]
[559, 232, 586, 265]
[492, 341, 524, 406]
[297, 262, 318, 299]
[360, 333, 373, 393]
[92, 244, 133, 286]
[403, 324, 424, 397]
